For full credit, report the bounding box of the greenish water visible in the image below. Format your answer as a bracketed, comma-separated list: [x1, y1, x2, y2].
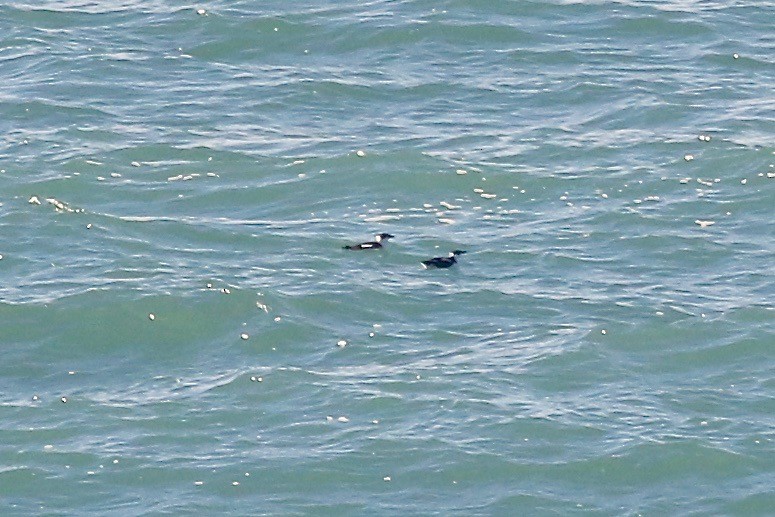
[1, 1, 773, 514]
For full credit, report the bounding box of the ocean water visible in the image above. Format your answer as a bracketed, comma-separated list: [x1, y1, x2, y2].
[1, 0, 773, 514]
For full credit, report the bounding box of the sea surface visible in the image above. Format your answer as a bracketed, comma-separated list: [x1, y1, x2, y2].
[1, 1, 773, 514]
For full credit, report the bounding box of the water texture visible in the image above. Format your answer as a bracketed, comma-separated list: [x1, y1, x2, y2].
[1, 0, 773, 514]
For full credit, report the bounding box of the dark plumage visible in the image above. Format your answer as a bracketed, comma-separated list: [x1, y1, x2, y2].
[421, 250, 466, 269]
[343, 233, 394, 250]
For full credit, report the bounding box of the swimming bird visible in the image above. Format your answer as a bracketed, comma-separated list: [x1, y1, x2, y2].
[343, 233, 394, 250]
[421, 250, 466, 269]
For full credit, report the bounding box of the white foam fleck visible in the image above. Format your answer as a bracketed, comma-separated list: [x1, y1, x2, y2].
[363, 215, 401, 222]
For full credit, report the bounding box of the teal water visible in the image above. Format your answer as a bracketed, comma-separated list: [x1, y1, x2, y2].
[1, 1, 773, 514]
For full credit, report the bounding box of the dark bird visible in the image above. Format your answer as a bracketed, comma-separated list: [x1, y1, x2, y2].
[343, 233, 394, 250]
[421, 250, 466, 269]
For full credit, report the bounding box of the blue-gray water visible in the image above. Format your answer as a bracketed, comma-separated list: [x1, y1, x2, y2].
[1, 1, 773, 514]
